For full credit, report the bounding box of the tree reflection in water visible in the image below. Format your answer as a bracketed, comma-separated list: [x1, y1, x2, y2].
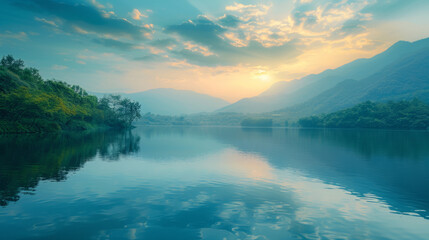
[0, 130, 140, 206]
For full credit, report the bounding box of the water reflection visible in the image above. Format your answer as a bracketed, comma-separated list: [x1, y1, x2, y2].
[298, 128, 429, 159]
[0, 127, 428, 240]
[0, 130, 140, 206]
[201, 128, 429, 216]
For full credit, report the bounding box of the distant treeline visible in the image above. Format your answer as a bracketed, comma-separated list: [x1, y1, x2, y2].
[139, 113, 192, 126]
[298, 100, 429, 130]
[241, 118, 273, 127]
[138, 112, 250, 126]
[138, 112, 281, 127]
[0, 55, 141, 133]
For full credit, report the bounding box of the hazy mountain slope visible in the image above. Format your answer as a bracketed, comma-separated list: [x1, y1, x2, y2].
[96, 88, 229, 115]
[218, 38, 429, 113]
[279, 48, 429, 117]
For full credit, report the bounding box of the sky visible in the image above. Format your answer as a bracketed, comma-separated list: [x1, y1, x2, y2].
[1, 0, 429, 102]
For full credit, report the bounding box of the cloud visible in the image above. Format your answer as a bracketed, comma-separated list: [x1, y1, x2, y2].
[149, 38, 177, 48]
[130, 9, 147, 20]
[161, 0, 389, 68]
[14, 0, 151, 40]
[52, 64, 68, 70]
[34, 17, 58, 27]
[361, 0, 428, 19]
[166, 15, 300, 67]
[90, 0, 108, 9]
[169, 49, 221, 66]
[166, 16, 227, 48]
[225, 3, 272, 20]
[165, 16, 232, 65]
[92, 38, 136, 51]
[218, 0, 380, 51]
[134, 54, 164, 62]
[290, 0, 373, 33]
[218, 14, 241, 28]
[184, 42, 214, 56]
[0, 31, 28, 42]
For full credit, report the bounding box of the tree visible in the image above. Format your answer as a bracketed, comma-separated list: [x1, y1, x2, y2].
[98, 94, 142, 128]
[1, 55, 24, 73]
[117, 98, 141, 127]
[0, 56, 142, 133]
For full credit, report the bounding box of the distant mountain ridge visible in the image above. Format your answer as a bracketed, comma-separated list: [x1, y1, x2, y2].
[93, 37, 429, 117]
[279, 43, 429, 116]
[218, 37, 429, 114]
[93, 88, 229, 115]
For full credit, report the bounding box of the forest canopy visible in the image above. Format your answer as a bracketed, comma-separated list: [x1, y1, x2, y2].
[0, 55, 141, 133]
[298, 100, 429, 130]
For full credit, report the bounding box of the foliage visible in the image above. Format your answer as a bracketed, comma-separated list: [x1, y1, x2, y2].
[98, 94, 142, 128]
[298, 100, 429, 130]
[139, 113, 192, 125]
[284, 120, 289, 127]
[241, 118, 273, 127]
[139, 112, 278, 126]
[0, 55, 141, 133]
[138, 112, 294, 127]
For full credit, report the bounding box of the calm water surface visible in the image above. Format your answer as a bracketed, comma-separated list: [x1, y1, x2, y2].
[1, 126, 429, 240]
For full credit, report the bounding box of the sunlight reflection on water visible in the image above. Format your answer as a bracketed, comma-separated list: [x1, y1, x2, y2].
[1, 126, 429, 239]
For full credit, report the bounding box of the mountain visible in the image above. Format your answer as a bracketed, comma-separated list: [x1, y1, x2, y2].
[95, 88, 229, 115]
[279, 43, 429, 117]
[218, 38, 429, 113]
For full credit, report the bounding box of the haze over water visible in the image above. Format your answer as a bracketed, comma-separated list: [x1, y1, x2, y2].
[1, 126, 428, 240]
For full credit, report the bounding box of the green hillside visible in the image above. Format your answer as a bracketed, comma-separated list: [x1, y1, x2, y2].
[279, 43, 429, 117]
[0, 55, 141, 133]
[298, 100, 429, 130]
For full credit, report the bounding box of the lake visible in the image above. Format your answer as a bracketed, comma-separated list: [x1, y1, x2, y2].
[1, 126, 429, 240]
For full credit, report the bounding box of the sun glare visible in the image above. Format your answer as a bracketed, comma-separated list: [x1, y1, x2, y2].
[258, 74, 271, 82]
